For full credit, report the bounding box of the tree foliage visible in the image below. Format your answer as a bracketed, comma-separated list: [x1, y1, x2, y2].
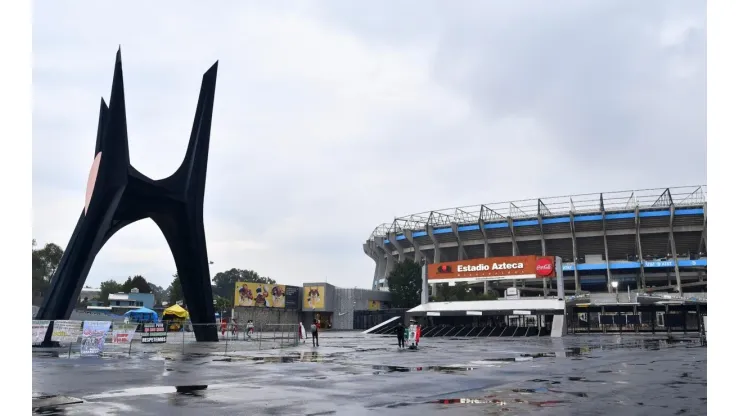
[32, 240, 64, 299]
[167, 273, 184, 305]
[148, 283, 166, 306]
[387, 259, 423, 308]
[211, 268, 275, 299]
[98, 279, 123, 303]
[121, 275, 151, 293]
[214, 296, 231, 312]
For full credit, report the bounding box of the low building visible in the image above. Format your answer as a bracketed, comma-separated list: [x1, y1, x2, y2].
[87, 288, 155, 316]
[78, 287, 101, 303]
[302, 282, 392, 330]
[230, 281, 393, 331]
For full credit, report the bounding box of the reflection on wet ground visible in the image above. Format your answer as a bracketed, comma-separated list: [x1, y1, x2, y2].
[33, 332, 706, 415]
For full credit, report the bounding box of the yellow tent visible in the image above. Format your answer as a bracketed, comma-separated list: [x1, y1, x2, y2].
[163, 304, 190, 319]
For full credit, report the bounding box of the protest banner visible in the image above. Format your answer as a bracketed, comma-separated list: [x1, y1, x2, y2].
[32, 320, 51, 344]
[51, 320, 83, 343]
[111, 324, 138, 344]
[80, 321, 112, 356]
[142, 323, 167, 343]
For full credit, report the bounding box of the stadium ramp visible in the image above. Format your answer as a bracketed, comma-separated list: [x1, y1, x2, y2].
[363, 316, 400, 334]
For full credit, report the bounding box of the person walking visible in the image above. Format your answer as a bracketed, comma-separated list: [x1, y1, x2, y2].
[246, 320, 255, 339]
[299, 321, 307, 343]
[310, 319, 320, 347]
[230, 318, 238, 339]
[395, 322, 406, 349]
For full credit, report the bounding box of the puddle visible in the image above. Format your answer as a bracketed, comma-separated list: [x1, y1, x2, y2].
[429, 394, 568, 408]
[251, 353, 327, 363]
[84, 384, 238, 400]
[371, 365, 475, 374]
[480, 352, 560, 362]
[33, 395, 84, 414]
[513, 388, 549, 393]
[34, 332, 706, 414]
[529, 379, 561, 385]
[175, 385, 208, 396]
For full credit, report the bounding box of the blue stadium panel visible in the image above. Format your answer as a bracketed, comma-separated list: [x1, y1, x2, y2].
[383, 208, 704, 244]
[561, 258, 707, 272]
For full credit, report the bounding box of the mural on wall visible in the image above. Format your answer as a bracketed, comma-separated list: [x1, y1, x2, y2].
[235, 282, 287, 308]
[304, 286, 325, 310]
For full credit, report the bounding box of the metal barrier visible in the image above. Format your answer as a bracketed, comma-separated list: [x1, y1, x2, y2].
[566, 304, 707, 335]
[32, 321, 300, 358]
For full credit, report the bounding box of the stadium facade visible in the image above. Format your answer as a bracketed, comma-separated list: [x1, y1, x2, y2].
[363, 186, 706, 296]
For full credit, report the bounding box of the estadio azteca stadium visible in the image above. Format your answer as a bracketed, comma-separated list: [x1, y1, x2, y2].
[363, 186, 707, 296]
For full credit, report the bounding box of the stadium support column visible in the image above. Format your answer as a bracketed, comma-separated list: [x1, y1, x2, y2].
[451, 223, 468, 260]
[701, 202, 707, 253]
[601, 207, 614, 294]
[635, 207, 646, 290]
[508, 218, 519, 288]
[538, 215, 549, 296]
[668, 204, 683, 296]
[421, 258, 428, 305]
[375, 248, 388, 289]
[698, 202, 707, 282]
[403, 230, 423, 263]
[569, 212, 581, 294]
[375, 236, 396, 280]
[363, 242, 384, 290]
[479, 219, 490, 294]
[388, 233, 407, 263]
[507, 217, 520, 256]
[426, 224, 441, 263]
[426, 224, 440, 297]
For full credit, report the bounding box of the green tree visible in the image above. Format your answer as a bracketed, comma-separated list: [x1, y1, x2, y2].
[387, 259, 422, 308]
[148, 283, 166, 307]
[211, 268, 275, 299]
[476, 292, 498, 301]
[214, 295, 231, 313]
[121, 275, 151, 293]
[167, 273, 184, 305]
[98, 280, 123, 304]
[32, 240, 64, 299]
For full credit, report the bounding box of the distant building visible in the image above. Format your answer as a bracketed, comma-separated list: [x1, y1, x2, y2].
[79, 287, 101, 303]
[86, 287, 155, 315]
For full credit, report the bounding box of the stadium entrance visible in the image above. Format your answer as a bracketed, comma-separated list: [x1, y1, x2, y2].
[405, 256, 568, 338]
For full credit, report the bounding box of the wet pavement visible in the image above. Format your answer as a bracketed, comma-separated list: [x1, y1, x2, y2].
[33, 332, 706, 415]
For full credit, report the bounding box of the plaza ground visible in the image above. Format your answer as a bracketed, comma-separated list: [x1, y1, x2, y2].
[33, 331, 706, 415]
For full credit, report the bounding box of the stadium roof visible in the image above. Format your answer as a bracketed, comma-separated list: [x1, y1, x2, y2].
[370, 185, 706, 239]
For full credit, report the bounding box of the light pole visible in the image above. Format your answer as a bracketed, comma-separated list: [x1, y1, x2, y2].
[611, 280, 619, 303]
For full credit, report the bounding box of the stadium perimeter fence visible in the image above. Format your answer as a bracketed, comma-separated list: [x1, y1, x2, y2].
[32, 321, 301, 358]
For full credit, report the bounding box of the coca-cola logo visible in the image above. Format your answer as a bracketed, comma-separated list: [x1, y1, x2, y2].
[437, 265, 453, 274]
[535, 258, 554, 276]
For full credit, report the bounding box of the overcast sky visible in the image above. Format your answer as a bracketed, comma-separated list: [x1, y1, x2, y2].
[32, 1, 706, 289]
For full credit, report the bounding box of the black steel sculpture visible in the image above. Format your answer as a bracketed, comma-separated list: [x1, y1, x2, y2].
[35, 49, 219, 342]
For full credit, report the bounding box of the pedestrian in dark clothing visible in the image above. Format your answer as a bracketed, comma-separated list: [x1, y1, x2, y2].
[311, 320, 319, 347]
[396, 322, 405, 348]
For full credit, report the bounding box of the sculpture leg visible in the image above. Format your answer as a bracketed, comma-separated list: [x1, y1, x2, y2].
[153, 214, 218, 342]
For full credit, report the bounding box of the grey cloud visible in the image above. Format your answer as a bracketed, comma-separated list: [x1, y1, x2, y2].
[32, 1, 705, 288]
